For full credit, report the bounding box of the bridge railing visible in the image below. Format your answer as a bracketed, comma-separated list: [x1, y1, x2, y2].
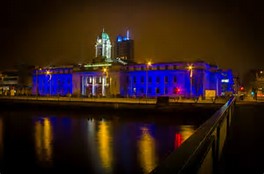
[151, 96, 236, 174]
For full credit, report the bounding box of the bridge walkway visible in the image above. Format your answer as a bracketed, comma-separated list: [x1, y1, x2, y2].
[218, 103, 264, 174]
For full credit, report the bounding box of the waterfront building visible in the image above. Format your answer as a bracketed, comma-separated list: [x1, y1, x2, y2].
[0, 66, 32, 96]
[122, 61, 223, 98]
[32, 66, 73, 96]
[31, 30, 234, 98]
[0, 70, 19, 95]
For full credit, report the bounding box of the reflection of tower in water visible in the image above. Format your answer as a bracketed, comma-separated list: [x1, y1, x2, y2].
[0, 118, 3, 158]
[34, 117, 53, 167]
[97, 120, 113, 173]
[138, 126, 157, 174]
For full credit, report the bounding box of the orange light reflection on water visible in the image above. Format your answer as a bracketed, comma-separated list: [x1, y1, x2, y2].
[138, 126, 157, 174]
[34, 117, 53, 166]
[97, 120, 113, 173]
[0, 118, 3, 157]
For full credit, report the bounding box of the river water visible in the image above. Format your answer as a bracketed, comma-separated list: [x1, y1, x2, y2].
[0, 109, 208, 174]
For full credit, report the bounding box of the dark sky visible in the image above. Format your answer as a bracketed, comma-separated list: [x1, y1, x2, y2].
[1, 0, 264, 78]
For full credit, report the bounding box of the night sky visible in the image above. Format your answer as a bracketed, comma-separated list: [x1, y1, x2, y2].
[1, 0, 264, 78]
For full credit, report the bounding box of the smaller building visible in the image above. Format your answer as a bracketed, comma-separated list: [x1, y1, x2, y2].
[0, 66, 32, 96]
[218, 69, 234, 96]
[243, 69, 264, 99]
[0, 70, 19, 96]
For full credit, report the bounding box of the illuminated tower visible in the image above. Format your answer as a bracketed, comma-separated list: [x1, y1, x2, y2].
[95, 29, 112, 62]
[115, 30, 134, 63]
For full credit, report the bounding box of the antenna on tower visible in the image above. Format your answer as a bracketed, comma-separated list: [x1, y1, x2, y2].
[126, 30, 130, 40]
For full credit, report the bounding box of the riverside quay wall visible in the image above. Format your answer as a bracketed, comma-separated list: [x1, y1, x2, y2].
[0, 96, 223, 116]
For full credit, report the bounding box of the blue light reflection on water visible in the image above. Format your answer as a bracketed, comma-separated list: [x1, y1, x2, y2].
[0, 113, 197, 173]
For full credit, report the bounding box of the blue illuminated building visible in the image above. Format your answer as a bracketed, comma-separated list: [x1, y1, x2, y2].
[32, 66, 73, 96]
[122, 61, 223, 98]
[31, 30, 234, 98]
[32, 62, 234, 98]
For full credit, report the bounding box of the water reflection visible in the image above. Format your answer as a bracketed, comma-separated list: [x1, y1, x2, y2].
[138, 126, 157, 174]
[34, 117, 53, 166]
[174, 125, 195, 149]
[0, 118, 3, 158]
[97, 120, 113, 173]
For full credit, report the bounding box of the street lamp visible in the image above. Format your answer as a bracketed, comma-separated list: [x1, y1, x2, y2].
[188, 64, 193, 97]
[102, 67, 108, 97]
[46, 70, 52, 96]
[146, 61, 152, 98]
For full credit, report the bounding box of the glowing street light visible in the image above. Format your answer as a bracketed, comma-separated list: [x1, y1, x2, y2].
[46, 70, 52, 96]
[187, 64, 193, 97]
[102, 67, 108, 97]
[188, 65, 193, 78]
[146, 61, 152, 98]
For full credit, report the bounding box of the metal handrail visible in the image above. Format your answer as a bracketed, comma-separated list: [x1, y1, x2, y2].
[151, 96, 236, 174]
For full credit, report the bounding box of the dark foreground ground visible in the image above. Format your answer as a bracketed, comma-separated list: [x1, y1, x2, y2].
[219, 103, 264, 174]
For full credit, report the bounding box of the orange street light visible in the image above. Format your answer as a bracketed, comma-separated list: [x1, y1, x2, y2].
[187, 64, 193, 97]
[146, 61, 152, 98]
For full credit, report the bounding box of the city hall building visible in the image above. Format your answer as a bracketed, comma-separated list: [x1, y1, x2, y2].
[32, 30, 234, 98]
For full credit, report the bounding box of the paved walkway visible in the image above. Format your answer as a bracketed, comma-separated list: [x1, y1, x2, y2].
[219, 103, 264, 174]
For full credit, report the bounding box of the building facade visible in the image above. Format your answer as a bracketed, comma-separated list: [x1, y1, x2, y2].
[31, 30, 234, 98]
[32, 66, 73, 96]
[122, 61, 225, 98]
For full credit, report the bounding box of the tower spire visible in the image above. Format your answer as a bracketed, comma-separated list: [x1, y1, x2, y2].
[126, 30, 130, 40]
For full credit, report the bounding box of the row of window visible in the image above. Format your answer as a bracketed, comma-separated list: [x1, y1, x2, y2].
[128, 76, 178, 83]
[132, 87, 181, 95]
[128, 65, 184, 71]
[36, 69, 72, 75]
